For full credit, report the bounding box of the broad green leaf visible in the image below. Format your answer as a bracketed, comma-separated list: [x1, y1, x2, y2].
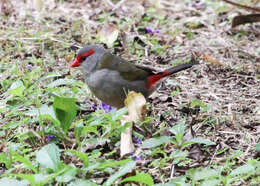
[53, 96, 77, 133]
[182, 137, 215, 147]
[0, 152, 12, 168]
[98, 159, 131, 169]
[169, 120, 186, 136]
[155, 176, 187, 186]
[255, 143, 260, 151]
[36, 143, 61, 171]
[169, 120, 186, 145]
[34, 174, 52, 184]
[0, 178, 29, 186]
[190, 99, 206, 108]
[56, 165, 77, 182]
[33, 171, 66, 185]
[230, 164, 255, 176]
[104, 161, 136, 186]
[201, 179, 221, 186]
[98, 24, 119, 48]
[39, 104, 59, 124]
[68, 179, 98, 186]
[82, 125, 98, 135]
[141, 136, 172, 149]
[121, 173, 154, 186]
[47, 79, 78, 88]
[66, 150, 89, 167]
[193, 168, 219, 181]
[189, 137, 215, 146]
[111, 107, 127, 121]
[9, 80, 25, 97]
[13, 153, 37, 173]
[8, 174, 35, 185]
[170, 149, 188, 158]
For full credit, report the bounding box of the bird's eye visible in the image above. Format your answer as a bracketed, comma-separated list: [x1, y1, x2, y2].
[81, 56, 87, 61]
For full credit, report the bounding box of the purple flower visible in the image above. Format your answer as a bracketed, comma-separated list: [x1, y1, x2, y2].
[133, 137, 142, 144]
[188, 1, 206, 10]
[46, 135, 54, 142]
[130, 153, 143, 161]
[146, 27, 160, 34]
[26, 64, 33, 71]
[98, 103, 115, 113]
[91, 103, 97, 110]
[91, 103, 115, 113]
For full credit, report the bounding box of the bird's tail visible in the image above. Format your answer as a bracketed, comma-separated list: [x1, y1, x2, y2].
[146, 61, 198, 89]
[165, 61, 199, 75]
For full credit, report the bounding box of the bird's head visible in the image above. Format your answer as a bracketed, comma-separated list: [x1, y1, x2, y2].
[70, 45, 106, 68]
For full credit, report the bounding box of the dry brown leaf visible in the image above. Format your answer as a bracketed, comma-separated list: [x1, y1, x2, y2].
[98, 24, 119, 48]
[201, 54, 224, 66]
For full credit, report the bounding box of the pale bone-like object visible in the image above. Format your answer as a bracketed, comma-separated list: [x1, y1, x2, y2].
[120, 91, 146, 157]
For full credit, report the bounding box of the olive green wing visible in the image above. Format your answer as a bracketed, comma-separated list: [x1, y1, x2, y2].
[97, 52, 154, 81]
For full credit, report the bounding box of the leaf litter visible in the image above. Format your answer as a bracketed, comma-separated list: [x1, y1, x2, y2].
[0, 0, 260, 185]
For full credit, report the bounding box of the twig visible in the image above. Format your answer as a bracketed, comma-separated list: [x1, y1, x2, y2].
[221, 0, 260, 12]
[112, 0, 127, 11]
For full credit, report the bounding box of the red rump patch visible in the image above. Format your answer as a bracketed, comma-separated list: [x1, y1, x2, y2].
[146, 70, 171, 89]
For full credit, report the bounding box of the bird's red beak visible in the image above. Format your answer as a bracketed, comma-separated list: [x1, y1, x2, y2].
[70, 57, 80, 67]
[70, 49, 95, 68]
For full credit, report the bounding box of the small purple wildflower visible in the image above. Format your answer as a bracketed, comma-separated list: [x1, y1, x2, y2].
[146, 27, 160, 34]
[98, 103, 115, 113]
[46, 135, 54, 142]
[91, 103, 115, 113]
[133, 137, 142, 144]
[188, 1, 206, 10]
[91, 103, 97, 111]
[26, 64, 33, 71]
[130, 153, 143, 161]
[135, 154, 143, 161]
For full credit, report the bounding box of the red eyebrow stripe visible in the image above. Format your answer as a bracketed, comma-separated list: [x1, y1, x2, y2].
[78, 49, 95, 59]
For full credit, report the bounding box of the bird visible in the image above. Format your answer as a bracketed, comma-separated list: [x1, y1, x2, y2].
[70, 45, 198, 108]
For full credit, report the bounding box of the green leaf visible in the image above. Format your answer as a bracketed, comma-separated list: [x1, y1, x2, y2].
[66, 150, 89, 168]
[182, 137, 215, 147]
[36, 143, 61, 171]
[155, 176, 188, 186]
[255, 143, 260, 151]
[39, 104, 59, 124]
[98, 159, 131, 169]
[201, 179, 221, 186]
[141, 136, 172, 149]
[230, 164, 255, 176]
[111, 107, 127, 121]
[0, 152, 12, 169]
[33, 171, 65, 185]
[193, 168, 219, 181]
[189, 137, 216, 146]
[9, 80, 25, 97]
[53, 96, 77, 134]
[47, 79, 78, 88]
[169, 120, 186, 145]
[121, 173, 154, 186]
[190, 99, 206, 108]
[56, 165, 77, 183]
[8, 174, 36, 185]
[103, 161, 136, 186]
[68, 179, 98, 186]
[13, 153, 38, 173]
[0, 178, 29, 186]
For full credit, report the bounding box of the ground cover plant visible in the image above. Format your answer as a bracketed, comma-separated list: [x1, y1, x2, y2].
[0, 0, 260, 185]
